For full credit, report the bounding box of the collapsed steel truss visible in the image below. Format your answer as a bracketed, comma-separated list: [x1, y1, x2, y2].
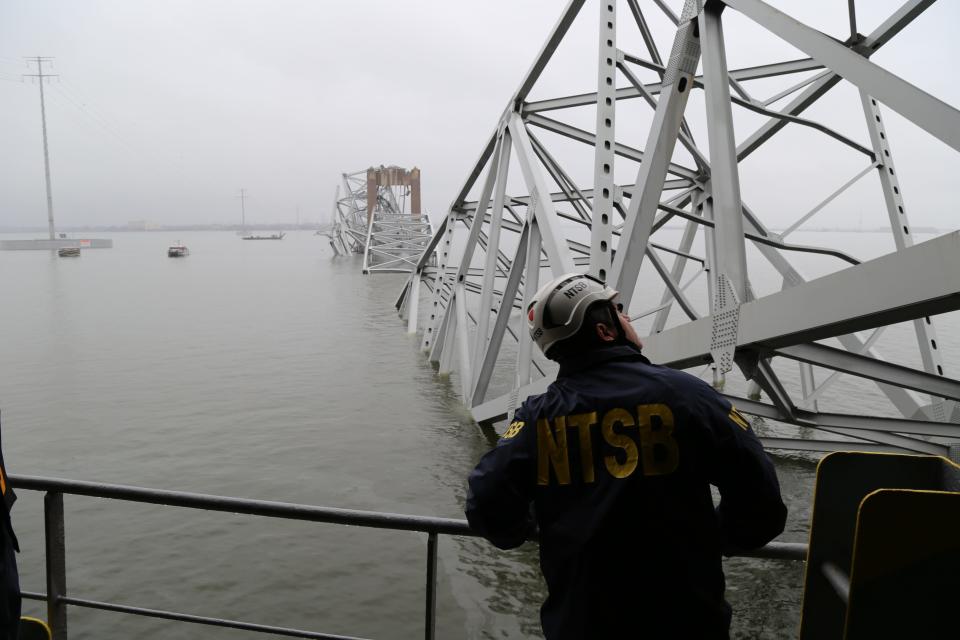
[326, 167, 433, 273]
[396, 0, 960, 455]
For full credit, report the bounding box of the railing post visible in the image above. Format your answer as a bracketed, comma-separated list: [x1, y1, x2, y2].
[424, 532, 438, 640]
[45, 491, 67, 640]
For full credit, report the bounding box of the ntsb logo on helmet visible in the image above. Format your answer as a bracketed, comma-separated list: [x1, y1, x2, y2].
[563, 280, 588, 298]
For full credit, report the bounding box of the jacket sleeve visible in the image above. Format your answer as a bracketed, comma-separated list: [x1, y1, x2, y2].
[693, 384, 787, 554]
[464, 409, 536, 550]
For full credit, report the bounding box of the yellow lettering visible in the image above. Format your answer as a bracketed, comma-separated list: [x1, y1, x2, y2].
[637, 404, 679, 476]
[537, 416, 570, 485]
[567, 412, 598, 483]
[502, 420, 525, 439]
[602, 408, 638, 479]
[728, 407, 751, 431]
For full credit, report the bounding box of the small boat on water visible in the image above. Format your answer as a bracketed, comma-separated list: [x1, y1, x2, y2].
[57, 247, 80, 257]
[242, 232, 285, 240]
[168, 243, 189, 257]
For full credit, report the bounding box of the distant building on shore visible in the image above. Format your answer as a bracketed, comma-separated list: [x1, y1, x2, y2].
[127, 220, 161, 231]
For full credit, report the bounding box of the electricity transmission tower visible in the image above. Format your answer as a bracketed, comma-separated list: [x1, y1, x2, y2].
[23, 56, 58, 240]
[237, 188, 248, 229]
[396, 0, 960, 457]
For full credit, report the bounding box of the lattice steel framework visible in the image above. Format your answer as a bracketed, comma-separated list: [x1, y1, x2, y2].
[326, 167, 433, 273]
[396, 0, 960, 456]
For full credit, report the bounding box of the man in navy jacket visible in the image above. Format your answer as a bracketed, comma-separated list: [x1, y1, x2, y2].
[0, 415, 19, 640]
[466, 273, 787, 639]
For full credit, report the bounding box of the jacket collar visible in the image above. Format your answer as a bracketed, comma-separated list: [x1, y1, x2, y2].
[556, 343, 651, 378]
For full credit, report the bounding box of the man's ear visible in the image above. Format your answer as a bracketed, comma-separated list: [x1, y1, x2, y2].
[595, 321, 618, 343]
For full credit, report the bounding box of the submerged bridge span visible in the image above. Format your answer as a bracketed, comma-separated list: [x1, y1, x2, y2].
[327, 165, 433, 274]
[396, 0, 960, 456]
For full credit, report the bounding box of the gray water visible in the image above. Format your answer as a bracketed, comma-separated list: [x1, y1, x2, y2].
[0, 229, 949, 639]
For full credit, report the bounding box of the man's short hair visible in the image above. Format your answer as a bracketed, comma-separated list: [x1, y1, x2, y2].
[545, 300, 618, 360]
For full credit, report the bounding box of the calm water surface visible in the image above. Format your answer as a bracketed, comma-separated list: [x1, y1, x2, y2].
[2, 229, 950, 638]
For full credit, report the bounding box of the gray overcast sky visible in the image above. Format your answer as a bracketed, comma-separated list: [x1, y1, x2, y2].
[1, 0, 958, 230]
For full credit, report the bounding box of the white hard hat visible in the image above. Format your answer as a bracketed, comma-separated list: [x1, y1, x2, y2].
[527, 272, 618, 355]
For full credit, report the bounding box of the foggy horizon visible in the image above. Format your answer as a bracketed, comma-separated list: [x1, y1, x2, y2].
[2, 0, 958, 231]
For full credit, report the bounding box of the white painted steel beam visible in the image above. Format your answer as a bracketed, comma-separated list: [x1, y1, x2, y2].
[525, 113, 699, 180]
[774, 343, 960, 402]
[590, 0, 617, 282]
[452, 137, 503, 288]
[437, 302, 457, 375]
[699, 5, 749, 314]
[454, 284, 473, 401]
[527, 133, 590, 219]
[518, 220, 543, 386]
[731, 397, 950, 455]
[626, 0, 663, 67]
[642, 232, 960, 369]
[611, 9, 702, 303]
[423, 212, 458, 353]
[471, 130, 512, 398]
[616, 59, 710, 173]
[471, 224, 529, 406]
[652, 192, 703, 333]
[524, 58, 824, 113]
[512, 0, 588, 107]
[450, 133, 499, 221]
[735, 0, 935, 161]
[406, 276, 420, 334]
[723, 0, 960, 153]
[858, 89, 951, 420]
[460, 181, 695, 212]
[508, 114, 575, 276]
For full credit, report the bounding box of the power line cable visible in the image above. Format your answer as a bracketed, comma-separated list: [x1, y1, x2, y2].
[52, 79, 186, 172]
[57, 78, 128, 132]
[45, 88, 185, 177]
[43, 88, 141, 157]
[51, 84, 132, 145]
